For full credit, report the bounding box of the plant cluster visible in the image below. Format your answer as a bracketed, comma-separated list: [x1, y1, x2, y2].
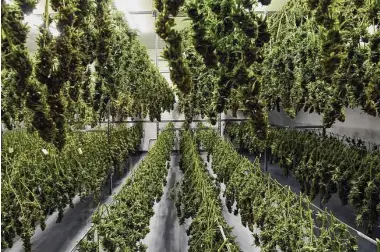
[223, 121, 380, 236]
[177, 28, 219, 124]
[110, 30, 175, 122]
[154, 0, 193, 95]
[1, 0, 54, 137]
[2, 0, 175, 150]
[1, 124, 143, 251]
[175, 130, 240, 251]
[267, 128, 380, 235]
[186, 0, 271, 136]
[197, 128, 358, 251]
[78, 123, 175, 252]
[224, 120, 266, 154]
[262, 0, 380, 126]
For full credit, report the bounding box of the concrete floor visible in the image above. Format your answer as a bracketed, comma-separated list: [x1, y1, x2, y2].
[142, 153, 189, 252]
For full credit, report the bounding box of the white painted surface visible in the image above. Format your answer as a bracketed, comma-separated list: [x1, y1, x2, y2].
[269, 108, 380, 144]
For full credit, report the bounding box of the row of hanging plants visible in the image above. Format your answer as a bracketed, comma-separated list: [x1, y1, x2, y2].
[173, 129, 240, 251]
[262, 0, 380, 127]
[78, 123, 175, 252]
[184, 0, 271, 139]
[267, 128, 380, 236]
[224, 120, 266, 155]
[1, 123, 143, 251]
[154, 0, 379, 136]
[1, 0, 175, 150]
[153, 0, 272, 136]
[1, 0, 54, 141]
[196, 127, 358, 251]
[177, 28, 219, 124]
[154, 0, 193, 95]
[223, 121, 380, 236]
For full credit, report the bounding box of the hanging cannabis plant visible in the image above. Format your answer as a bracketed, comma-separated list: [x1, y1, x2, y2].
[182, 0, 270, 138]
[106, 12, 175, 122]
[155, 0, 192, 95]
[178, 28, 218, 123]
[186, 0, 218, 68]
[262, 0, 379, 124]
[363, 0, 380, 117]
[74, 0, 98, 124]
[33, 1, 66, 150]
[1, 1, 32, 127]
[177, 130, 241, 251]
[92, 0, 113, 116]
[1, 0, 55, 141]
[50, 0, 97, 128]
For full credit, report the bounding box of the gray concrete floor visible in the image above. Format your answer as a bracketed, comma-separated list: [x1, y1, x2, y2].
[142, 154, 189, 252]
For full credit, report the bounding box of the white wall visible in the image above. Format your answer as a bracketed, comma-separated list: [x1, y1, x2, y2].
[269, 108, 380, 144]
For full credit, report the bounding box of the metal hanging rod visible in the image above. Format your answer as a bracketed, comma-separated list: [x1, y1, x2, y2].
[129, 10, 277, 17]
[223, 119, 324, 129]
[100, 119, 215, 124]
[29, 9, 276, 17]
[98, 118, 324, 129]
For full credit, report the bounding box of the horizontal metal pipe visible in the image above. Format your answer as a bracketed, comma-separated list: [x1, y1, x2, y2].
[128, 10, 277, 16]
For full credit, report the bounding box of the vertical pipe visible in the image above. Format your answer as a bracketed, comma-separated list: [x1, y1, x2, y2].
[107, 101, 112, 195]
[44, 0, 49, 28]
[156, 121, 159, 139]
